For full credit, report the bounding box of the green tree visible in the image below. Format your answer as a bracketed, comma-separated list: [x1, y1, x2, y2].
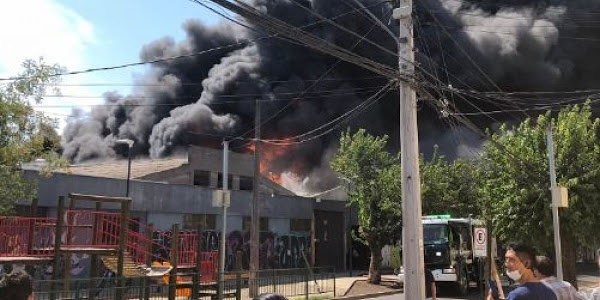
[421, 148, 483, 217]
[480, 103, 600, 286]
[0, 58, 65, 215]
[331, 129, 402, 284]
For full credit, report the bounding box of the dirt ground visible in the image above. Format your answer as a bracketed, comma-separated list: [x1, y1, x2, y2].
[343, 280, 401, 297]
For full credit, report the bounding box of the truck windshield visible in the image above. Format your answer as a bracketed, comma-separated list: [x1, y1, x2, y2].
[423, 224, 449, 244]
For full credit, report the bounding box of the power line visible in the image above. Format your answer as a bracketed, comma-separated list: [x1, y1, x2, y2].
[341, 0, 399, 44]
[265, 80, 395, 144]
[232, 8, 395, 140]
[263, 81, 395, 145]
[31, 88, 386, 108]
[421, 2, 504, 93]
[38, 85, 386, 99]
[41, 75, 386, 87]
[0, 40, 251, 82]
[0, 0, 392, 82]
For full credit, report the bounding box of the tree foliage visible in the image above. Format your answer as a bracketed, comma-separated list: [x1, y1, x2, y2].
[331, 129, 402, 283]
[421, 148, 483, 217]
[480, 103, 600, 285]
[0, 58, 65, 215]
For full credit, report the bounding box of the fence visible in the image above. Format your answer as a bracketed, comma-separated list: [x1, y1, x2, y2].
[32, 267, 336, 300]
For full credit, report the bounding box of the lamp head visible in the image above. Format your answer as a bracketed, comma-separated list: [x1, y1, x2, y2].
[115, 139, 134, 148]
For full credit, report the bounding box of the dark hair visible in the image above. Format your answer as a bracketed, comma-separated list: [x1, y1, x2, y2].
[0, 270, 33, 300]
[535, 256, 555, 277]
[254, 293, 289, 300]
[507, 242, 536, 270]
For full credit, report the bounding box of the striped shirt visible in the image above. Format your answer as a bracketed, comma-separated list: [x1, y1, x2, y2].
[540, 277, 586, 300]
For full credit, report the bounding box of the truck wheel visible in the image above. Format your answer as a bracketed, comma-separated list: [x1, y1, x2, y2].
[455, 267, 469, 296]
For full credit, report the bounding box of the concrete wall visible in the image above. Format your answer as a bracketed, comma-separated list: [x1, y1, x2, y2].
[269, 218, 290, 235]
[25, 171, 315, 219]
[189, 146, 255, 177]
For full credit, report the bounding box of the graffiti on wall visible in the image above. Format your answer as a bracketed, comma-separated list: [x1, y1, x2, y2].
[149, 230, 310, 271]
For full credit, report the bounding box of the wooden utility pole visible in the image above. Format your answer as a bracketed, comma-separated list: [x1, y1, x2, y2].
[394, 0, 426, 299]
[250, 98, 261, 297]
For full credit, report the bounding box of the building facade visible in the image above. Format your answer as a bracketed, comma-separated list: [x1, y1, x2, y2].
[16, 146, 356, 277]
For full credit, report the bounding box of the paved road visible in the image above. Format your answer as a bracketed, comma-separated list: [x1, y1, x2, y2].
[363, 291, 485, 300]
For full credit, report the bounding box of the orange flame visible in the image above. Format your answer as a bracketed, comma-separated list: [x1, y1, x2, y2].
[245, 141, 293, 185]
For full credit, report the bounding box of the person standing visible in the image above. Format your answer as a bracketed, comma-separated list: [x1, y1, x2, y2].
[488, 242, 557, 300]
[534, 256, 586, 300]
[0, 270, 34, 300]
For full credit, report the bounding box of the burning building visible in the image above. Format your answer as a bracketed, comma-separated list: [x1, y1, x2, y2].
[61, 0, 600, 194]
[20, 145, 354, 273]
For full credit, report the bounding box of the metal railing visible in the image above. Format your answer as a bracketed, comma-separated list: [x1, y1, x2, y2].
[33, 267, 336, 300]
[0, 216, 56, 258]
[64, 210, 122, 249]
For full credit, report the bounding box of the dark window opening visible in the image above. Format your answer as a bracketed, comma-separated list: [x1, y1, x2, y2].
[239, 176, 254, 191]
[217, 172, 234, 189]
[193, 170, 210, 186]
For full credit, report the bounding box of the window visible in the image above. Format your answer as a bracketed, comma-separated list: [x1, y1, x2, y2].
[193, 170, 210, 186]
[243, 217, 268, 231]
[239, 176, 253, 191]
[183, 214, 216, 230]
[217, 173, 234, 189]
[290, 219, 311, 232]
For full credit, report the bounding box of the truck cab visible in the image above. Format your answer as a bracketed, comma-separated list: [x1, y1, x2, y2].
[397, 215, 485, 295]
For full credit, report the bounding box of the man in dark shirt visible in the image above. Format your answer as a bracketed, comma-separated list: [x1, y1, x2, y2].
[488, 242, 557, 300]
[425, 267, 437, 300]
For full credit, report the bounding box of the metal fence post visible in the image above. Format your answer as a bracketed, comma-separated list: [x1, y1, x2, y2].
[74, 280, 81, 300]
[304, 269, 309, 300]
[51, 196, 65, 300]
[333, 270, 336, 297]
[236, 272, 242, 300]
[168, 224, 180, 300]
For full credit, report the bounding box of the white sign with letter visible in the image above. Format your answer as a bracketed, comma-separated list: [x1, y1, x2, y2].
[473, 227, 487, 257]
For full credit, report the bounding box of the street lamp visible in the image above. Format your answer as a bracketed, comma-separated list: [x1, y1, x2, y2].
[115, 139, 134, 197]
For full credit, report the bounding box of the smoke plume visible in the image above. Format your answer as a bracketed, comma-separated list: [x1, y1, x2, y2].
[62, 0, 600, 193]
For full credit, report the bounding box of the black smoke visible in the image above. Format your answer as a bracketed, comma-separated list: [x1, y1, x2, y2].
[62, 0, 600, 192]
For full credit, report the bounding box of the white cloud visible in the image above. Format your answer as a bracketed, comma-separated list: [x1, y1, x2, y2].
[0, 0, 95, 75]
[0, 0, 97, 132]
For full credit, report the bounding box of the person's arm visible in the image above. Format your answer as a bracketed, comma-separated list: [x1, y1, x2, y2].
[431, 282, 437, 300]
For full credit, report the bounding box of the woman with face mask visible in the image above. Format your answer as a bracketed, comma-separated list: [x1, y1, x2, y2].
[487, 242, 557, 300]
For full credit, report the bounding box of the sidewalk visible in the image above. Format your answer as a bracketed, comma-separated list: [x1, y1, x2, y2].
[334, 273, 399, 297]
[332, 272, 600, 299]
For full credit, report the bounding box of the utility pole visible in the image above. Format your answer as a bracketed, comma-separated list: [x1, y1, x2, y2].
[250, 98, 261, 298]
[218, 140, 230, 300]
[546, 123, 564, 280]
[394, 0, 426, 299]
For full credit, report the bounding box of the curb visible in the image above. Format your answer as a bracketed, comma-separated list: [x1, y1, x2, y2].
[334, 290, 402, 300]
[341, 279, 359, 297]
[335, 279, 402, 300]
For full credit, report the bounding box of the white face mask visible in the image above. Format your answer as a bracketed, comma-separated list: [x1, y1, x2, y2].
[507, 270, 522, 281]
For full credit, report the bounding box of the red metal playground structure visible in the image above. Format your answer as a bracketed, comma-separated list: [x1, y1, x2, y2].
[0, 194, 219, 297]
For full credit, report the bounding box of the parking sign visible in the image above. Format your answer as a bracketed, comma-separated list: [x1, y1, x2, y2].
[474, 227, 487, 257]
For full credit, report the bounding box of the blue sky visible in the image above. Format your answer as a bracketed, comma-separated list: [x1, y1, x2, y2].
[0, 0, 223, 131]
